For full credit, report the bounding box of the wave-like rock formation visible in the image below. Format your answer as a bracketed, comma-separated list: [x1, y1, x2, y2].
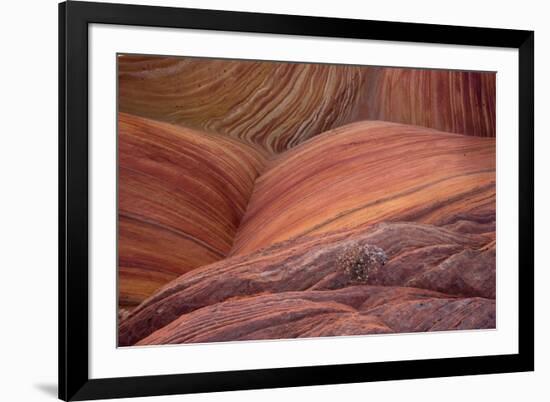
[119, 220, 495, 346]
[118, 56, 495, 154]
[231, 121, 495, 256]
[118, 56, 369, 154]
[117, 55, 496, 346]
[118, 113, 266, 308]
[138, 288, 494, 345]
[363, 67, 496, 138]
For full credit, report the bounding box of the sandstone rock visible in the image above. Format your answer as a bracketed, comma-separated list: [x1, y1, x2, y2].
[118, 56, 495, 155]
[119, 221, 494, 346]
[231, 121, 495, 255]
[137, 287, 494, 345]
[118, 113, 266, 308]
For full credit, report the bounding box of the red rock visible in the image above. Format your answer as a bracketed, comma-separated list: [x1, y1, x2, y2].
[118, 56, 495, 155]
[231, 121, 495, 255]
[116, 56, 497, 346]
[363, 67, 496, 138]
[119, 221, 494, 346]
[118, 113, 266, 308]
[136, 287, 494, 345]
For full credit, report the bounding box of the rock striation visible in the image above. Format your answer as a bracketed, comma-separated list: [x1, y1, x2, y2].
[118, 56, 495, 155]
[118, 113, 266, 308]
[363, 67, 496, 138]
[119, 220, 495, 346]
[117, 56, 496, 346]
[231, 121, 495, 255]
[137, 287, 494, 345]
[118, 56, 369, 154]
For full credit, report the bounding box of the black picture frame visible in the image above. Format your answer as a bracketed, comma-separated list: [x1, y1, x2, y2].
[59, 1, 534, 400]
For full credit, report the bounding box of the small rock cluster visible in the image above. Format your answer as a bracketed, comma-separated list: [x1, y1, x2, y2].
[337, 243, 388, 283]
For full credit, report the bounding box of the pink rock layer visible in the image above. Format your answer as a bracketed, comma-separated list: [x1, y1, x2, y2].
[118, 113, 267, 308]
[231, 121, 495, 256]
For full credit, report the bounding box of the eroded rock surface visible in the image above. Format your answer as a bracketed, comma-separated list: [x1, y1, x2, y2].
[119, 220, 495, 346]
[118, 113, 266, 308]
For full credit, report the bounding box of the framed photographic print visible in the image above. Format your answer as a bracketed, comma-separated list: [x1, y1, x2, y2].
[59, 1, 534, 400]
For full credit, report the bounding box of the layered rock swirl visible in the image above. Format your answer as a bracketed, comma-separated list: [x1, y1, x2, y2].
[363, 67, 496, 138]
[118, 56, 495, 155]
[118, 122, 495, 346]
[118, 56, 496, 345]
[120, 221, 495, 346]
[231, 121, 495, 255]
[118, 113, 266, 309]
